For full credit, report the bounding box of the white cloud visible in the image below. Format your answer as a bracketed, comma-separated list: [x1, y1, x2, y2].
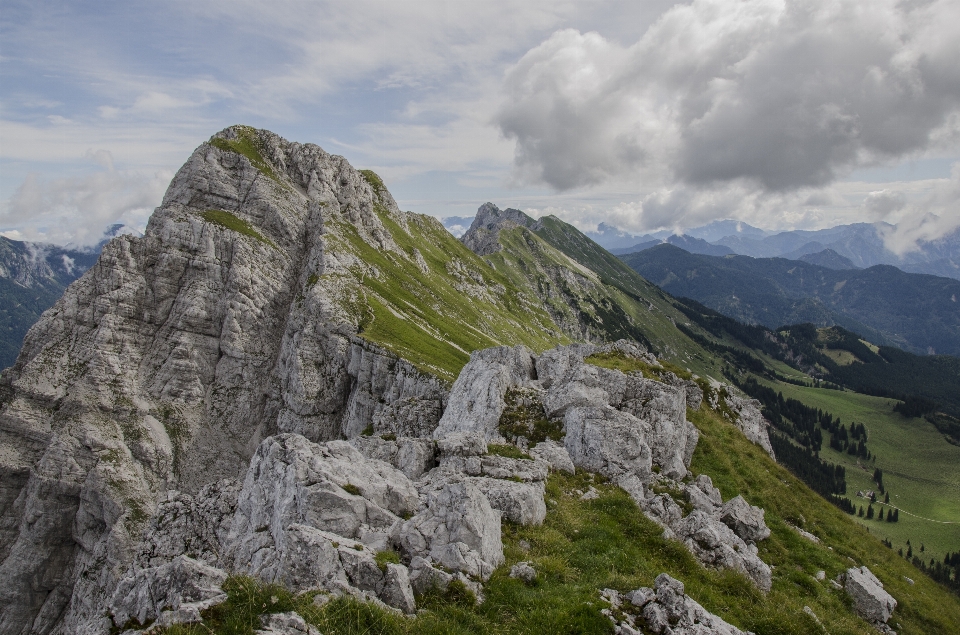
[496, 0, 960, 192]
[0, 165, 170, 246]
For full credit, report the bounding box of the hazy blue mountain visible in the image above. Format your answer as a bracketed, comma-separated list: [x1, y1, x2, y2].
[797, 249, 859, 270]
[683, 219, 770, 242]
[611, 234, 735, 257]
[621, 244, 960, 356]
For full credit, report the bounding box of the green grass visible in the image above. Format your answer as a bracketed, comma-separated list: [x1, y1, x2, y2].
[328, 209, 564, 380]
[585, 351, 663, 380]
[764, 380, 960, 561]
[200, 210, 276, 249]
[209, 126, 281, 183]
[156, 403, 960, 635]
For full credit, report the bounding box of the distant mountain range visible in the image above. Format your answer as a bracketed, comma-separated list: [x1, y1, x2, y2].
[587, 219, 960, 280]
[0, 225, 137, 368]
[621, 244, 960, 356]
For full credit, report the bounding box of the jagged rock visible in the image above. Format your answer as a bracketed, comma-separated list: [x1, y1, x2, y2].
[530, 439, 575, 474]
[684, 474, 723, 513]
[510, 561, 537, 584]
[639, 493, 684, 531]
[207, 433, 421, 612]
[461, 203, 541, 257]
[672, 511, 772, 592]
[433, 346, 537, 441]
[256, 611, 322, 635]
[683, 380, 703, 411]
[391, 481, 503, 580]
[620, 573, 752, 635]
[845, 566, 897, 626]
[135, 479, 241, 568]
[723, 395, 775, 458]
[718, 495, 770, 543]
[0, 127, 452, 633]
[350, 435, 436, 480]
[109, 555, 227, 629]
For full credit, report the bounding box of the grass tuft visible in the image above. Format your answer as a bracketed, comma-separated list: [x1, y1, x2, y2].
[487, 444, 533, 460]
[200, 210, 276, 249]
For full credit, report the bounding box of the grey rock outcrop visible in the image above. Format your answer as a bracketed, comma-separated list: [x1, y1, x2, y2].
[603, 574, 752, 634]
[226, 435, 417, 591]
[844, 566, 897, 628]
[433, 346, 536, 441]
[529, 439, 575, 474]
[350, 435, 436, 480]
[0, 126, 452, 633]
[671, 511, 772, 592]
[718, 495, 770, 543]
[722, 395, 775, 458]
[461, 203, 541, 257]
[108, 555, 227, 630]
[255, 612, 322, 635]
[391, 481, 503, 580]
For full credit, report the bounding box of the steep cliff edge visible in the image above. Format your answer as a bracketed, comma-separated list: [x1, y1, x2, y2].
[0, 126, 559, 634]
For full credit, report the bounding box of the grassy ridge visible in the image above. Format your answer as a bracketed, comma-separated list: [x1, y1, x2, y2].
[158, 404, 960, 635]
[329, 207, 565, 381]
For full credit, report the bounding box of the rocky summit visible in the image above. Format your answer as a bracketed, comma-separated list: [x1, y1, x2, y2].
[0, 126, 951, 634]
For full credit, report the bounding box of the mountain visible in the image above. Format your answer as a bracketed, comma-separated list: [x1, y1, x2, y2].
[715, 223, 960, 280]
[683, 219, 770, 243]
[798, 249, 859, 270]
[1, 127, 958, 634]
[622, 244, 960, 356]
[611, 234, 735, 257]
[0, 237, 100, 368]
[583, 221, 648, 249]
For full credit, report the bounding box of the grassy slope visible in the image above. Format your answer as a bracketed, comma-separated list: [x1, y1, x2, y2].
[768, 380, 960, 560]
[161, 403, 960, 635]
[484, 218, 727, 382]
[326, 209, 566, 381]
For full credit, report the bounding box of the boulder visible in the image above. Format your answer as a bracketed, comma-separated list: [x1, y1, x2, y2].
[563, 406, 652, 483]
[469, 477, 546, 525]
[255, 611, 322, 635]
[433, 346, 536, 440]
[718, 495, 770, 543]
[845, 566, 897, 625]
[530, 439, 575, 474]
[510, 561, 537, 584]
[684, 475, 723, 513]
[391, 481, 503, 580]
[622, 573, 750, 635]
[671, 511, 772, 592]
[350, 435, 436, 480]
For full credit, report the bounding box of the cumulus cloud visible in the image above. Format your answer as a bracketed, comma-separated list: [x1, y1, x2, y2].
[496, 0, 960, 192]
[1, 157, 170, 246]
[863, 189, 907, 219]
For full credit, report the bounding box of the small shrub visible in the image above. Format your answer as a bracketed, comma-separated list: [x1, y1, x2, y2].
[380, 433, 397, 441]
[342, 483, 362, 496]
[361, 424, 374, 436]
[375, 549, 401, 572]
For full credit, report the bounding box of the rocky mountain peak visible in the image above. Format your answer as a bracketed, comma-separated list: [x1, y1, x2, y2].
[461, 202, 541, 256]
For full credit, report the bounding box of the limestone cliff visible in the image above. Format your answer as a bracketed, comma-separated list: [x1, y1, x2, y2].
[0, 126, 557, 634]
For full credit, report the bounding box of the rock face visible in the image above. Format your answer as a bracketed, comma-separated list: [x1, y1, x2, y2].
[0, 126, 460, 634]
[844, 566, 897, 627]
[603, 574, 751, 635]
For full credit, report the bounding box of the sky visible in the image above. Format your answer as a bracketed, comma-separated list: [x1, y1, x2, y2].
[2, 0, 959, 252]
